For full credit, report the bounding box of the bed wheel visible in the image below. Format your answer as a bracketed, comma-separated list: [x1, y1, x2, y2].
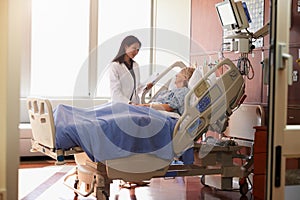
[239, 177, 249, 196]
[200, 175, 208, 187]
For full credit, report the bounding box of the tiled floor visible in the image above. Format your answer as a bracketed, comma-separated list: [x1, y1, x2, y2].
[19, 158, 253, 200]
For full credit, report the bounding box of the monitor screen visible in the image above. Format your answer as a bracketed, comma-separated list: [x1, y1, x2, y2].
[216, 0, 250, 33]
[216, 1, 238, 29]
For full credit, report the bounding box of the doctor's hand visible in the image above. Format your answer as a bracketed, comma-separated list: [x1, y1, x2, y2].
[145, 82, 153, 90]
[128, 101, 137, 105]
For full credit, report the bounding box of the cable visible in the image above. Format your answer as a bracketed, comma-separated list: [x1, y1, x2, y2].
[237, 53, 254, 80]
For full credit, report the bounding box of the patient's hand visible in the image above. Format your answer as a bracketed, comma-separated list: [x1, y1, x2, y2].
[136, 103, 150, 107]
[136, 103, 174, 112]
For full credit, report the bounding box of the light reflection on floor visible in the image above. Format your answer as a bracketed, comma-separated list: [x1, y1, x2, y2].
[19, 165, 252, 200]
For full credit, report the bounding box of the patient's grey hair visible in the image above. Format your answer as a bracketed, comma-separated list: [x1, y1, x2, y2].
[181, 67, 195, 86]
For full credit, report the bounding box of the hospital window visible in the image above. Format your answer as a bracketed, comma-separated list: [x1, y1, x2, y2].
[29, 0, 151, 98]
[30, 0, 90, 97]
[27, 0, 190, 99]
[96, 0, 152, 98]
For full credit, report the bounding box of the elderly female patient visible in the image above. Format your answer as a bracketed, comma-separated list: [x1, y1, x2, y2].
[137, 67, 195, 116]
[136, 67, 195, 164]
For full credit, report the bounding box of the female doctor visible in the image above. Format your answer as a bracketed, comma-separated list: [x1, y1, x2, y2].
[109, 35, 152, 104]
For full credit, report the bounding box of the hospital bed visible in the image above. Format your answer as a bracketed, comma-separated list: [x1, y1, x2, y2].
[27, 58, 250, 200]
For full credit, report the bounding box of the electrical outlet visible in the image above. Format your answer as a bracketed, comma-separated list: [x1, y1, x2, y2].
[293, 70, 298, 82]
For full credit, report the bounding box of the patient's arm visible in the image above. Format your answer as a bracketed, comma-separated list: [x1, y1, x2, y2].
[137, 103, 174, 112]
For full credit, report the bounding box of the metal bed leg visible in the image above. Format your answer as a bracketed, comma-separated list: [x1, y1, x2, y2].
[95, 162, 111, 200]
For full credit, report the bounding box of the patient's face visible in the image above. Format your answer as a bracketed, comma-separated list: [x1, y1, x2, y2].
[175, 72, 188, 88]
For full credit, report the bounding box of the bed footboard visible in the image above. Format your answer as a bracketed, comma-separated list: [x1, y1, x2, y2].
[27, 97, 83, 164]
[27, 98, 56, 148]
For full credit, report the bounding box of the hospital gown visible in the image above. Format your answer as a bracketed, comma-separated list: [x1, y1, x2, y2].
[152, 87, 189, 115]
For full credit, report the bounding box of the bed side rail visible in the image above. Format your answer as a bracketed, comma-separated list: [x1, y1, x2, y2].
[141, 61, 187, 104]
[172, 58, 245, 156]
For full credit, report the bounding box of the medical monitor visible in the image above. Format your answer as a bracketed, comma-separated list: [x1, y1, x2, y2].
[216, 0, 251, 33]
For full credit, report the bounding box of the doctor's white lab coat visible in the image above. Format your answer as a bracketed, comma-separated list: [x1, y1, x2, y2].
[109, 61, 142, 104]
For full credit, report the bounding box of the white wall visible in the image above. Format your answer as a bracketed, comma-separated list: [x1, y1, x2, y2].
[154, 0, 191, 67]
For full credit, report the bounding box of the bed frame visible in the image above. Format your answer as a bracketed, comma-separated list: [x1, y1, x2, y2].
[27, 58, 258, 200]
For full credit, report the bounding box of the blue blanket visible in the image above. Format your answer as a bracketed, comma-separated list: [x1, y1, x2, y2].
[53, 102, 178, 162]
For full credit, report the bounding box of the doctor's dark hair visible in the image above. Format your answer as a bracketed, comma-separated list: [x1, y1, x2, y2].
[112, 35, 142, 64]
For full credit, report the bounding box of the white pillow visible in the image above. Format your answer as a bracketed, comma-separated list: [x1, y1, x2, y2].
[188, 66, 204, 106]
[188, 66, 217, 89]
[188, 66, 204, 89]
